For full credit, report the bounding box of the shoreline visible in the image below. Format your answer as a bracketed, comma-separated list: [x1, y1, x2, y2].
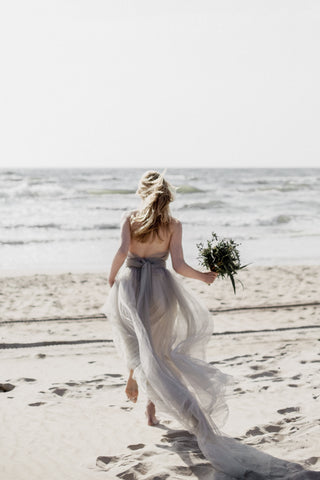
[1, 258, 320, 278]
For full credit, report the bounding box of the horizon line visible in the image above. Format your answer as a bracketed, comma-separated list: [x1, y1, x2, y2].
[1, 165, 319, 170]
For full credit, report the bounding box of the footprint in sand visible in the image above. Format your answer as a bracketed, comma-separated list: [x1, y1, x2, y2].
[117, 462, 150, 478]
[264, 424, 282, 433]
[35, 353, 46, 359]
[305, 457, 319, 467]
[84, 378, 105, 384]
[250, 365, 262, 371]
[127, 444, 145, 451]
[163, 430, 194, 441]
[83, 376, 125, 388]
[0, 383, 15, 392]
[96, 455, 119, 467]
[277, 407, 300, 415]
[245, 426, 264, 437]
[234, 387, 246, 394]
[248, 370, 278, 379]
[97, 456, 149, 479]
[225, 354, 253, 363]
[28, 402, 46, 407]
[246, 422, 284, 437]
[283, 416, 302, 423]
[50, 387, 68, 397]
[44, 375, 125, 400]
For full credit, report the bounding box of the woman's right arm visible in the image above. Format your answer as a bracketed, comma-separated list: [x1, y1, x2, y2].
[169, 220, 217, 284]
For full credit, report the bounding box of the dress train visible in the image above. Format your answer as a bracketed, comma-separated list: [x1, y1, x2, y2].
[102, 252, 316, 479]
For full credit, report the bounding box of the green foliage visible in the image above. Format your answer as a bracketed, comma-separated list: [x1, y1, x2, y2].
[197, 232, 248, 294]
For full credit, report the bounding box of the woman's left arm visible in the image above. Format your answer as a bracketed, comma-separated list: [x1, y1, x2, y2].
[108, 215, 131, 287]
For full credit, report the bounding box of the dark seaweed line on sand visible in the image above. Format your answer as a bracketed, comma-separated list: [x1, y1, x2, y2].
[0, 314, 106, 325]
[1, 325, 319, 349]
[1, 302, 319, 326]
[209, 301, 320, 314]
[0, 339, 112, 349]
[213, 324, 320, 336]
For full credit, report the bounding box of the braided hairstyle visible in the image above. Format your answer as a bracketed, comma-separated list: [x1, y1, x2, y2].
[131, 171, 175, 243]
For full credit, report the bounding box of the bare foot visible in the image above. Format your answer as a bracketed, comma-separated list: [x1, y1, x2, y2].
[125, 377, 138, 403]
[145, 401, 159, 426]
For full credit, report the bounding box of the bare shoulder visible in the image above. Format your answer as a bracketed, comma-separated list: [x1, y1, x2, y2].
[170, 217, 182, 231]
[170, 217, 181, 226]
[121, 210, 137, 224]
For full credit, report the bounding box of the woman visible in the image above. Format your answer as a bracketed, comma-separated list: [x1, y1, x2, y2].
[107, 170, 218, 425]
[104, 171, 308, 479]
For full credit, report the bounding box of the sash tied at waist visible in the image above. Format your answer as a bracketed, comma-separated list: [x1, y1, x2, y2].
[126, 255, 166, 270]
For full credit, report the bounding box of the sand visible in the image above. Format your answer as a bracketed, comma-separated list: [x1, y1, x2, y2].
[1, 265, 319, 479]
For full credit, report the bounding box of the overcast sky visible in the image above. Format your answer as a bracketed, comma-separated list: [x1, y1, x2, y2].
[1, 1, 319, 169]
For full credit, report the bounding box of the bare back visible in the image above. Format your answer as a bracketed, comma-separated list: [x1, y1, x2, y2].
[108, 210, 213, 287]
[129, 216, 176, 257]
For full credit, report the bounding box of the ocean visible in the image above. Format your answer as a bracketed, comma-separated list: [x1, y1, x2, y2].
[1, 168, 319, 275]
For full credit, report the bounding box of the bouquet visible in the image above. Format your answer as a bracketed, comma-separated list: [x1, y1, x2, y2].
[197, 232, 248, 294]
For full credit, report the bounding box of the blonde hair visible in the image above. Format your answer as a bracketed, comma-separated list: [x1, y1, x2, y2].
[131, 170, 175, 243]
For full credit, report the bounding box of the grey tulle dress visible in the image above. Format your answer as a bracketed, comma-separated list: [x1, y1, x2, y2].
[103, 250, 315, 479]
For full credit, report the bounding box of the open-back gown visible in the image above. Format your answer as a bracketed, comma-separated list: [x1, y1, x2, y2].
[103, 251, 314, 479]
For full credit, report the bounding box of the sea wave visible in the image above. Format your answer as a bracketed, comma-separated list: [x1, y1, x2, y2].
[0, 176, 23, 183]
[176, 184, 204, 194]
[87, 189, 136, 195]
[72, 175, 116, 183]
[89, 206, 127, 211]
[179, 200, 226, 210]
[0, 239, 51, 245]
[91, 224, 118, 230]
[2, 223, 119, 231]
[260, 183, 315, 192]
[0, 184, 65, 198]
[28, 178, 58, 186]
[258, 215, 292, 226]
[220, 215, 293, 228]
[0, 235, 111, 246]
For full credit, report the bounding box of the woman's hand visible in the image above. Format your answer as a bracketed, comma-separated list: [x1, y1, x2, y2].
[202, 271, 218, 284]
[108, 277, 115, 288]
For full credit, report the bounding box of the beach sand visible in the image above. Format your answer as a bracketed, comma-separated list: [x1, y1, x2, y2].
[1, 265, 319, 479]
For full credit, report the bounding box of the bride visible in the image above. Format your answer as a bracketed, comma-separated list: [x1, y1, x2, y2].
[107, 170, 218, 423]
[104, 171, 314, 479]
